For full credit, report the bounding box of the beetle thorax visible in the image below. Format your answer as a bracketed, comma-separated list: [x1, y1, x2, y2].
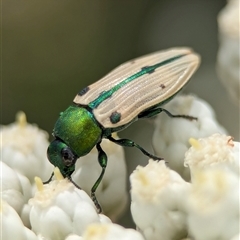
[53, 105, 102, 157]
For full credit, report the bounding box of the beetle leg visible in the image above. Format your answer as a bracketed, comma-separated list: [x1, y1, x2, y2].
[108, 135, 163, 161]
[67, 176, 82, 189]
[91, 142, 108, 213]
[139, 107, 197, 121]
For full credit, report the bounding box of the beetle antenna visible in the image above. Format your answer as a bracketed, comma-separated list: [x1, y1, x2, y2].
[43, 172, 54, 184]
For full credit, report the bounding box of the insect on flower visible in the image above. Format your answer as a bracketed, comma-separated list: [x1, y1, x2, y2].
[45, 47, 200, 212]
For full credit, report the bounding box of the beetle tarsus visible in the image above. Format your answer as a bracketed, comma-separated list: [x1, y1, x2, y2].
[91, 192, 102, 213]
[68, 176, 82, 189]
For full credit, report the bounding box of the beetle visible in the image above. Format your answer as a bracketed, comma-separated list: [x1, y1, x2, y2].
[45, 47, 200, 213]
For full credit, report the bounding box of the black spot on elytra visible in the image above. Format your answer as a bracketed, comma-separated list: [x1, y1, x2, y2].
[78, 86, 90, 96]
[160, 84, 166, 89]
[110, 111, 121, 124]
[141, 66, 155, 74]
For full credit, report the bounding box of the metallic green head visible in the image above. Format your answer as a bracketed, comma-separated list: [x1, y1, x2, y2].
[47, 105, 102, 177]
[47, 139, 78, 177]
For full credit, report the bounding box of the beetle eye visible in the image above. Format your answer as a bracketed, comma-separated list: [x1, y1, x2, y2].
[61, 147, 77, 166]
[62, 149, 70, 160]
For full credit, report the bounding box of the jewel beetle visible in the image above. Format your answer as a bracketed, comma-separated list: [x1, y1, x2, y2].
[46, 47, 200, 213]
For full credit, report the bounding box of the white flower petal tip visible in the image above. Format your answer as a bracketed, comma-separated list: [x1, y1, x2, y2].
[54, 167, 64, 180]
[130, 160, 190, 240]
[184, 134, 239, 176]
[34, 177, 44, 192]
[82, 223, 144, 240]
[16, 111, 27, 128]
[188, 138, 202, 150]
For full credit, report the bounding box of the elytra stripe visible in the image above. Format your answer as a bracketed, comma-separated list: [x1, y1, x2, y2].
[88, 54, 186, 109]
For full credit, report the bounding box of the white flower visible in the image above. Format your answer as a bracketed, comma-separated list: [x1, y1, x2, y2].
[186, 166, 239, 240]
[217, 0, 240, 105]
[29, 169, 111, 240]
[1, 112, 52, 183]
[130, 160, 191, 240]
[72, 134, 128, 221]
[152, 95, 227, 181]
[1, 161, 32, 227]
[1, 200, 38, 240]
[184, 134, 239, 177]
[81, 223, 144, 240]
[184, 134, 240, 239]
[65, 234, 83, 240]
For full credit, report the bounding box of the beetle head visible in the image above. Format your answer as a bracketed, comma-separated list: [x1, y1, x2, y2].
[47, 139, 78, 177]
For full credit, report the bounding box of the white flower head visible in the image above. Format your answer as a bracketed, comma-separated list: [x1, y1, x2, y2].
[1, 112, 52, 183]
[81, 223, 144, 240]
[1, 161, 32, 227]
[0, 200, 38, 240]
[130, 160, 190, 240]
[186, 166, 239, 240]
[184, 133, 239, 177]
[29, 168, 111, 240]
[1, 162, 29, 213]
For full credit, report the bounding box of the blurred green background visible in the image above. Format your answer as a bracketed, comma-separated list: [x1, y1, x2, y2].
[2, 0, 239, 226]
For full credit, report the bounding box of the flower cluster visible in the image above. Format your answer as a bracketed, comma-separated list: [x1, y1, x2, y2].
[1, 91, 239, 240]
[1, 112, 129, 240]
[130, 133, 239, 240]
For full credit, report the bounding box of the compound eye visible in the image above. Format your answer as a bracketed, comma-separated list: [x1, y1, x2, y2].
[61, 147, 77, 166]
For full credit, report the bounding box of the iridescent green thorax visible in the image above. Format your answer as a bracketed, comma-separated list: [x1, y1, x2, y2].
[53, 105, 102, 157]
